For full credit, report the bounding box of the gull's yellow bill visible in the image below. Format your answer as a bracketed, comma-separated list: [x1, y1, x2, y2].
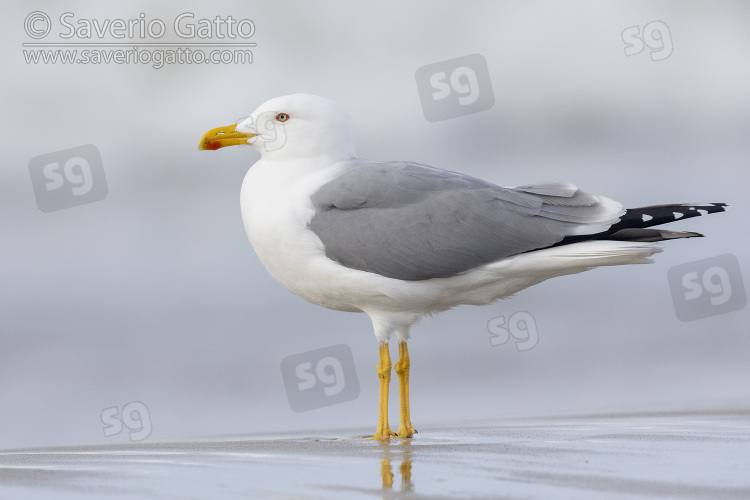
[198, 124, 256, 151]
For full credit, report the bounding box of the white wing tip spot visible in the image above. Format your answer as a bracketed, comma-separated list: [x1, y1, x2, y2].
[673, 212, 684, 219]
[697, 209, 708, 216]
[642, 214, 653, 222]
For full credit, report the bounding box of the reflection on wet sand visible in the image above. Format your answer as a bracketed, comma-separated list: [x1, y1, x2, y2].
[380, 440, 413, 493]
[2, 413, 748, 499]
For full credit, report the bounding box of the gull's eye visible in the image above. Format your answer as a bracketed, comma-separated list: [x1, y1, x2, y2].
[275, 113, 290, 122]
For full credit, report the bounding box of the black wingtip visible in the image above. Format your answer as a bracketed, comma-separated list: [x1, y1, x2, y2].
[609, 202, 728, 232]
[551, 203, 724, 248]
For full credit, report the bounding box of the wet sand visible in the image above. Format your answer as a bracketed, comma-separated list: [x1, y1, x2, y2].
[1, 410, 749, 499]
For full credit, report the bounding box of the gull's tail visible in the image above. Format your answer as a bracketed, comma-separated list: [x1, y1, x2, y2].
[557, 203, 729, 245]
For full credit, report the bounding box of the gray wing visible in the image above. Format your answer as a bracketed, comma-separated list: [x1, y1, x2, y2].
[308, 160, 623, 280]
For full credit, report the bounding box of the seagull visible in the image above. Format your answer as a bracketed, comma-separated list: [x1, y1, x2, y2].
[198, 93, 727, 440]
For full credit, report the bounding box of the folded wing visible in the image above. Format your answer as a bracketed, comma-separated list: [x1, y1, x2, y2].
[308, 160, 625, 280]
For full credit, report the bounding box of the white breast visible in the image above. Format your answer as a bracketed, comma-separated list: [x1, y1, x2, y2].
[239, 158, 368, 312]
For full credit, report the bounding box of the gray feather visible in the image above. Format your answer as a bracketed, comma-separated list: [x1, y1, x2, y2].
[308, 160, 621, 281]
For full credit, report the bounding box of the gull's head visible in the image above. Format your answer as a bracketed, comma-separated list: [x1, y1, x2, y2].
[198, 93, 356, 162]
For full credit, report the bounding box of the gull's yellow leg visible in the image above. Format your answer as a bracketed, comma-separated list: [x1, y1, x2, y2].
[369, 342, 396, 440]
[394, 341, 417, 438]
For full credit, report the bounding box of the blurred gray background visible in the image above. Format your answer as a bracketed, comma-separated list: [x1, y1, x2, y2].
[1, 1, 748, 449]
